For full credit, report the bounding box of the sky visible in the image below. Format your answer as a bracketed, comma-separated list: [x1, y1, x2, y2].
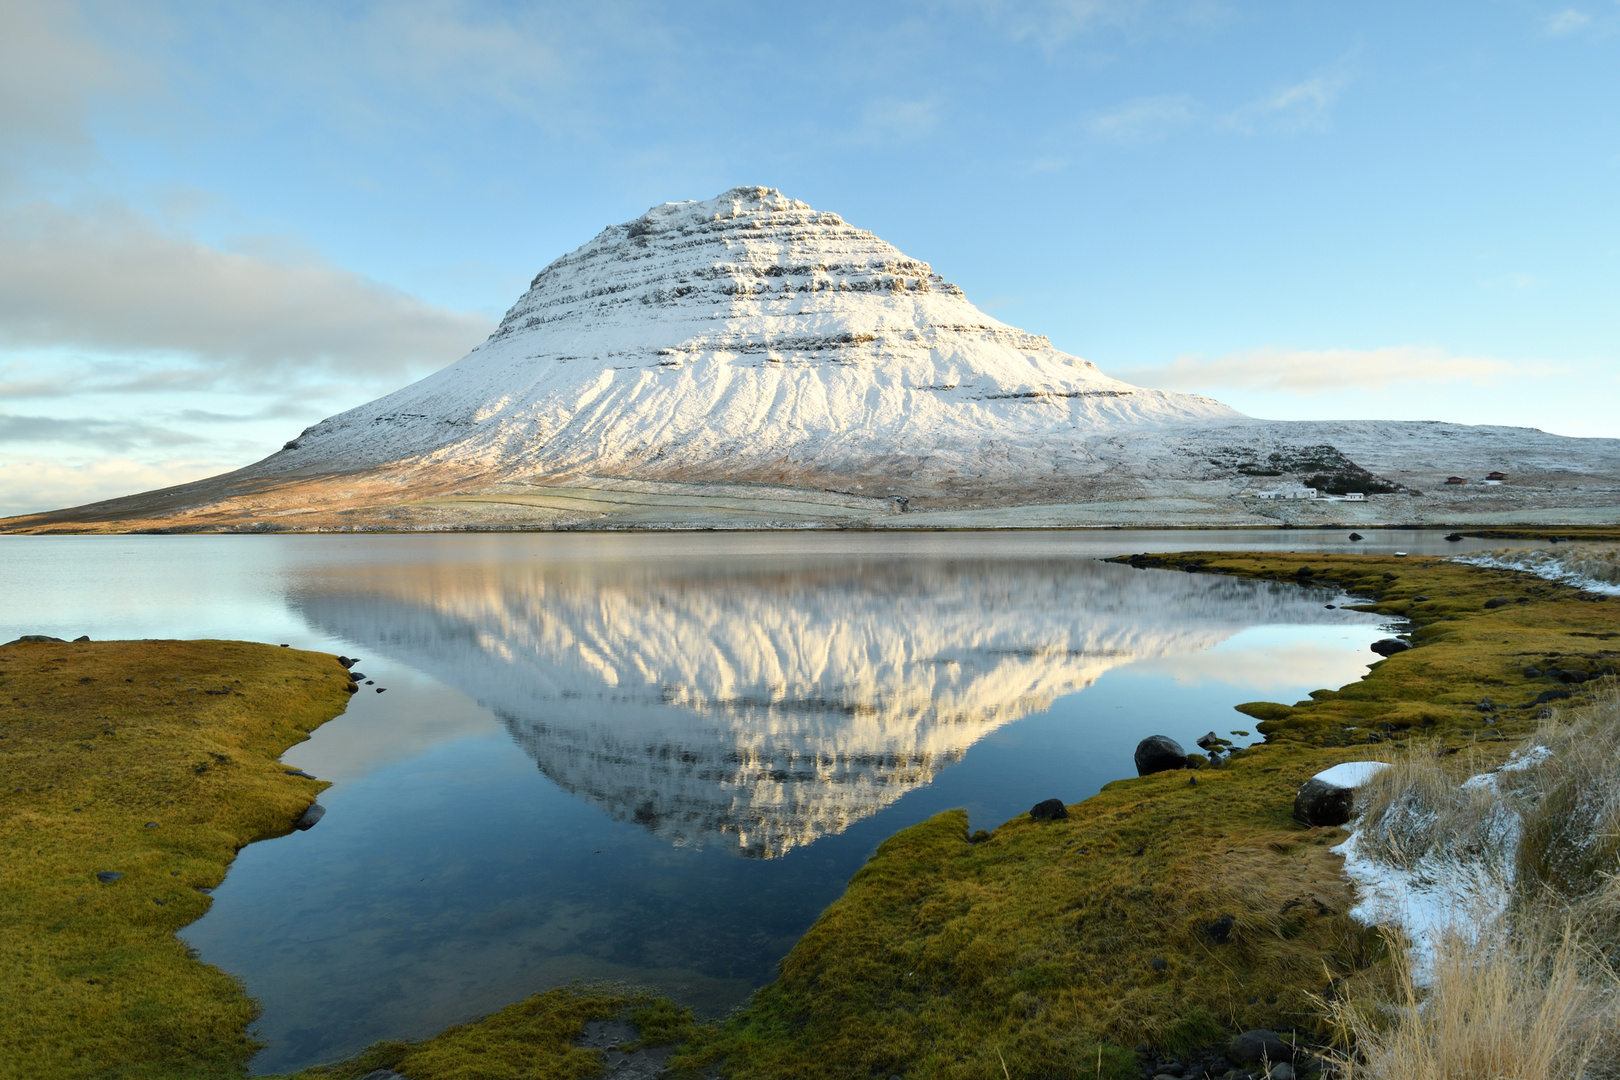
[1, 0, 1617, 516]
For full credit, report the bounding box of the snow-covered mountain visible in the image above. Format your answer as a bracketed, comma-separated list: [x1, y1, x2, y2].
[271, 185, 1238, 485]
[6, 185, 1617, 530]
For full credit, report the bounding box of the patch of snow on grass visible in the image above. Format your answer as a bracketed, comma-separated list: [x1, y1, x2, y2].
[1331, 746, 1551, 984]
[1333, 824, 1514, 984]
[1456, 545, 1620, 596]
[1313, 761, 1390, 788]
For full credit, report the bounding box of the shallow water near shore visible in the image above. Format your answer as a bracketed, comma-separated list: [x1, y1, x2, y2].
[0, 530, 1518, 1072]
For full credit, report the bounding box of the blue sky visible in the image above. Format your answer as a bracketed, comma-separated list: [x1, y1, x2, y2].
[2, 0, 1617, 515]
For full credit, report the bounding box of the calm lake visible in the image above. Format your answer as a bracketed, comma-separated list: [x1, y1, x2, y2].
[0, 529, 1520, 1073]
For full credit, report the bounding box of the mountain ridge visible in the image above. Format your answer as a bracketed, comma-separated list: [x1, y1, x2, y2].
[5, 186, 1618, 531]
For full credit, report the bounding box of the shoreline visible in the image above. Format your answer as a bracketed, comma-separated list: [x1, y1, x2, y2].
[3, 549, 1616, 1078]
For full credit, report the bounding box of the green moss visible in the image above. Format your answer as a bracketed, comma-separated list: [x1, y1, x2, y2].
[0, 639, 354, 1079]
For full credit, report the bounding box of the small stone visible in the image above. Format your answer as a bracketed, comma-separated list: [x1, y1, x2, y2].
[1483, 597, 1511, 609]
[1268, 1065, 1295, 1080]
[1347, 532, 1363, 541]
[1135, 735, 1188, 775]
[1204, 913, 1235, 944]
[1149, 957, 1168, 971]
[144, 822, 158, 829]
[1029, 798, 1068, 821]
[96, 871, 123, 884]
[348, 671, 367, 681]
[1370, 638, 1409, 656]
[375, 687, 386, 693]
[1444, 532, 1463, 542]
[295, 804, 326, 830]
[1412, 595, 1429, 602]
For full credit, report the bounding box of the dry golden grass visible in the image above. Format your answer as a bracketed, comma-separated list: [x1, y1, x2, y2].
[0, 639, 355, 1080]
[1327, 686, 1620, 1080]
[1327, 923, 1620, 1080]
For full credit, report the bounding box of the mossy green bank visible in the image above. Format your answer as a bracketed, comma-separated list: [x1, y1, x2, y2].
[0, 640, 354, 1080]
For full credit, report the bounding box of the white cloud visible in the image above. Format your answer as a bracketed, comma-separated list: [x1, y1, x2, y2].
[0, 454, 233, 518]
[1087, 94, 1197, 142]
[0, 200, 492, 390]
[859, 98, 942, 142]
[1545, 8, 1593, 34]
[1221, 67, 1353, 134]
[1116, 345, 1529, 394]
[0, 0, 137, 167]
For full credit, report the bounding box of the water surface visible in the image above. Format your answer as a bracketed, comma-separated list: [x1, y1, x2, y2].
[0, 530, 1510, 1072]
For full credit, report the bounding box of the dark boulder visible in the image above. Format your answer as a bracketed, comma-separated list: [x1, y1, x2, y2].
[1029, 798, 1068, 821]
[1370, 638, 1410, 656]
[1293, 762, 1389, 826]
[1294, 779, 1354, 825]
[4, 635, 66, 646]
[1204, 913, 1236, 944]
[1347, 532, 1363, 541]
[1483, 597, 1511, 609]
[96, 871, 124, 884]
[1135, 735, 1188, 775]
[295, 803, 326, 831]
[1227, 1029, 1292, 1067]
[1445, 532, 1463, 541]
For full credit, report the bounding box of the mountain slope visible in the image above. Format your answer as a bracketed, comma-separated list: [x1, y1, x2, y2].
[5, 186, 1618, 531]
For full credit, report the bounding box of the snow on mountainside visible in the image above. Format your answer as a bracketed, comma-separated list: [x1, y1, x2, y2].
[5, 185, 1617, 531]
[270, 185, 1239, 485]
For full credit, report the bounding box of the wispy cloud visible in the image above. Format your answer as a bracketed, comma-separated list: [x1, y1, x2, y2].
[0, 413, 203, 452]
[858, 98, 942, 143]
[1220, 62, 1355, 134]
[1087, 94, 1197, 142]
[1116, 345, 1531, 394]
[1086, 53, 1356, 145]
[1544, 8, 1593, 34]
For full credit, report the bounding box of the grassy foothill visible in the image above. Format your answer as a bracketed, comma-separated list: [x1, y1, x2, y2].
[0, 639, 356, 1080]
[3, 550, 1615, 1080]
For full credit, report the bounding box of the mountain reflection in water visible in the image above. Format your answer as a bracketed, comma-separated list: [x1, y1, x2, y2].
[292, 556, 1363, 858]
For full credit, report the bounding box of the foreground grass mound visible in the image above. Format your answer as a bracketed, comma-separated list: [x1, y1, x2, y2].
[277, 990, 707, 1080]
[0, 639, 355, 1080]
